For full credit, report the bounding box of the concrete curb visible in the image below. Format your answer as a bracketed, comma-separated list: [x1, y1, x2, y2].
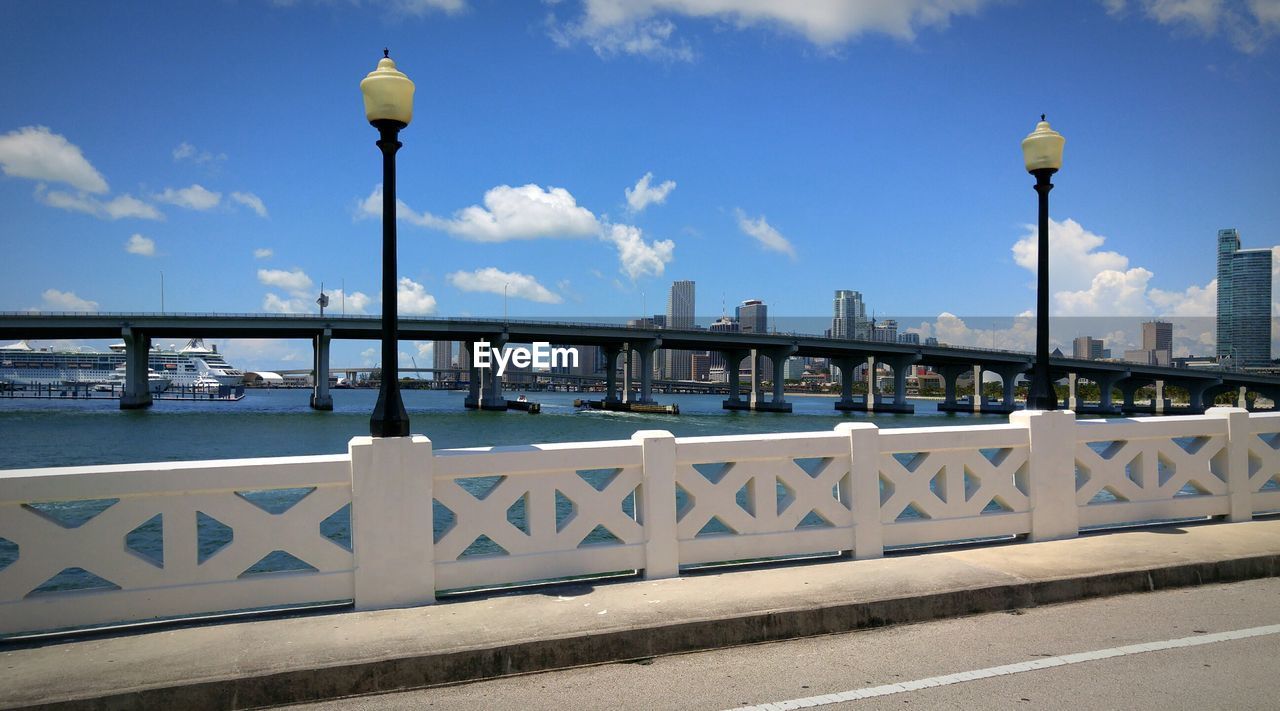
[24, 553, 1279, 711]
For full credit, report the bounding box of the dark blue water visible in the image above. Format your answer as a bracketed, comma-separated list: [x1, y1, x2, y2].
[0, 388, 1008, 470]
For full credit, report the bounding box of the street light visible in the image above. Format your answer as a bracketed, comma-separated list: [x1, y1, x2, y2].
[1021, 114, 1066, 411]
[361, 49, 415, 437]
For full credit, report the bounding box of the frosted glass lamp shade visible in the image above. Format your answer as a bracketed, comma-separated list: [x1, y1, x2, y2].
[1021, 117, 1065, 173]
[360, 56, 414, 126]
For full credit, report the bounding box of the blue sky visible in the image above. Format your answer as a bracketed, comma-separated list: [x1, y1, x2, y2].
[1, 0, 1278, 369]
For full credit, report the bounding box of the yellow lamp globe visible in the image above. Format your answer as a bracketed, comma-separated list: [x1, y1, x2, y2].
[360, 51, 415, 127]
[1021, 115, 1065, 173]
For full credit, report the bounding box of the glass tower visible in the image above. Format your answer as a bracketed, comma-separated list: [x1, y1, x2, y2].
[1216, 229, 1273, 367]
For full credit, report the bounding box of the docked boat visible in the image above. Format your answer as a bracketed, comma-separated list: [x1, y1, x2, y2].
[93, 366, 171, 393]
[0, 338, 244, 387]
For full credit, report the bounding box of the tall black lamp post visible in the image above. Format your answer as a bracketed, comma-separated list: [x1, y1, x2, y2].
[361, 50, 415, 437]
[1021, 115, 1066, 411]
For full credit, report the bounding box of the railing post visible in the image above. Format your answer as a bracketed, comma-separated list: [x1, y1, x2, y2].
[348, 434, 435, 610]
[1208, 406, 1252, 522]
[633, 429, 679, 579]
[1010, 409, 1078, 542]
[836, 422, 883, 559]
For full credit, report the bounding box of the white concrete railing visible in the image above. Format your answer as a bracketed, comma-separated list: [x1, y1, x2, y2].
[1, 408, 1278, 637]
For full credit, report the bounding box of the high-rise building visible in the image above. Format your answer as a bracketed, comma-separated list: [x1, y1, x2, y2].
[690, 352, 710, 381]
[832, 290, 869, 340]
[871, 319, 898, 343]
[1073, 336, 1104, 361]
[433, 340, 454, 381]
[707, 315, 737, 371]
[897, 332, 921, 345]
[1218, 229, 1273, 367]
[737, 300, 768, 334]
[664, 281, 695, 380]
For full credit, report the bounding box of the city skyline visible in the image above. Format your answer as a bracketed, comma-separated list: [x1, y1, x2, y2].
[1, 2, 1278, 370]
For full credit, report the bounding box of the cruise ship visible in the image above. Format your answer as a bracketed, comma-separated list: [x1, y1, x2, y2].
[0, 339, 245, 387]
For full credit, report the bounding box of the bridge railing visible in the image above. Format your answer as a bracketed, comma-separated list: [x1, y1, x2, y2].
[2, 408, 1277, 637]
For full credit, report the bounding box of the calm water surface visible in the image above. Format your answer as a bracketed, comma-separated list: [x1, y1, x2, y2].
[0, 388, 1011, 469]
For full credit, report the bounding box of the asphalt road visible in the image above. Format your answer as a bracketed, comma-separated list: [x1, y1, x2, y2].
[285, 578, 1280, 710]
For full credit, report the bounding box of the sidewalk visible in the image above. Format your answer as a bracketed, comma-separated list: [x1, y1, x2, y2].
[3, 519, 1278, 710]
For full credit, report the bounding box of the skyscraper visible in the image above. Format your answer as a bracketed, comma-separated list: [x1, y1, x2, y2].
[664, 280, 695, 380]
[433, 340, 454, 382]
[707, 315, 737, 371]
[1217, 229, 1273, 367]
[832, 290, 868, 340]
[736, 299, 768, 334]
[1073, 336, 1104, 360]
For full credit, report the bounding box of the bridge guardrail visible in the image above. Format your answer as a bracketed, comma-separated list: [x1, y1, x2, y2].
[2, 408, 1278, 637]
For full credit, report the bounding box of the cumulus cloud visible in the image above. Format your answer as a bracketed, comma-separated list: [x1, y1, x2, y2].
[602, 224, 675, 280]
[547, 0, 995, 60]
[125, 233, 156, 256]
[1103, 0, 1280, 52]
[360, 183, 601, 242]
[332, 289, 373, 314]
[172, 141, 226, 165]
[156, 184, 221, 211]
[262, 292, 310, 314]
[625, 171, 676, 212]
[231, 191, 269, 218]
[253, 247, 274, 259]
[0, 126, 108, 193]
[36, 186, 163, 220]
[257, 268, 314, 296]
[39, 288, 99, 312]
[397, 277, 437, 314]
[735, 208, 797, 259]
[446, 267, 564, 304]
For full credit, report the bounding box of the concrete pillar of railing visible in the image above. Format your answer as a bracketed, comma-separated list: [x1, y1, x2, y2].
[633, 430, 679, 579]
[349, 434, 436, 610]
[1208, 406, 1252, 522]
[1010, 409, 1078, 542]
[836, 422, 883, 559]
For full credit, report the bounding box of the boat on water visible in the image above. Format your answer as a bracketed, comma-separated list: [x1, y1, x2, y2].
[93, 366, 171, 393]
[0, 338, 245, 387]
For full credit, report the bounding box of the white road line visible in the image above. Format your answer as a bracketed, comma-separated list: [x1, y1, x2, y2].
[725, 623, 1280, 711]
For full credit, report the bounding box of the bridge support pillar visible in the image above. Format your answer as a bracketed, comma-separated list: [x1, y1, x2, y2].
[637, 339, 660, 404]
[748, 349, 762, 407]
[989, 364, 1026, 413]
[1119, 379, 1139, 413]
[623, 344, 633, 402]
[310, 329, 333, 411]
[935, 365, 967, 412]
[1067, 372, 1079, 410]
[1086, 372, 1126, 414]
[1183, 380, 1214, 415]
[834, 358, 859, 411]
[972, 365, 983, 413]
[119, 328, 153, 410]
[463, 338, 507, 410]
[722, 350, 748, 410]
[1154, 380, 1166, 414]
[603, 345, 621, 403]
[877, 355, 919, 413]
[1238, 385, 1248, 409]
[749, 346, 796, 413]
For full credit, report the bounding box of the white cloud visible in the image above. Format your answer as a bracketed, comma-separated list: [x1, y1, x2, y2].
[125, 233, 156, 256]
[0, 126, 108, 193]
[601, 224, 675, 280]
[386, 0, 466, 14]
[360, 347, 378, 366]
[218, 339, 306, 371]
[36, 187, 163, 220]
[361, 183, 601, 242]
[446, 267, 564, 304]
[40, 288, 99, 312]
[909, 312, 1040, 352]
[262, 292, 310, 314]
[735, 208, 797, 259]
[156, 184, 222, 211]
[253, 247, 274, 259]
[231, 191, 269, 218]
[1054, 267, 1156, 317]
[397, 277, 438, 314]
[1150, 279, 1217, 316]
[257, 268, 314, 296]
[172, 142, 226, 165]
[1105, 0, 1280, 52]
[1012, 218, 1129, 294]
[547, 0, 995, 60]
[325, 288, 373, 314]
[625, 171, 676, 212]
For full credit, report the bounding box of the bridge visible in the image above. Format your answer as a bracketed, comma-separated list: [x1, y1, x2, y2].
[2, 311, 1277, 414]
